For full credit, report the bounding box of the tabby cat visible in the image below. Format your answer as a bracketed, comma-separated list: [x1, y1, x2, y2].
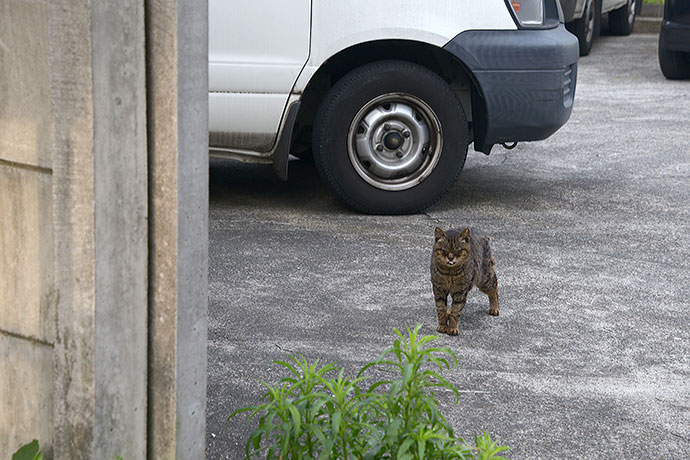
[430, 227, 499, 335]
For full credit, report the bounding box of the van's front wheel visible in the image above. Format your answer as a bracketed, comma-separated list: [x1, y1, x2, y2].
[312, 60, 468, 214]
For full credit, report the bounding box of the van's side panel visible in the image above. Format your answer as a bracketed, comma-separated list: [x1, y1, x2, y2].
[209, 0, 311, 152]
[210, 0, 516, 154]
[293, 0, 516, 92]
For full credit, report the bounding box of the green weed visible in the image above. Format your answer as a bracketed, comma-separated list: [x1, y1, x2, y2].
[230, 324, 510, 460]
[12, 440, 124, 460]
[12, 440, 42, 460]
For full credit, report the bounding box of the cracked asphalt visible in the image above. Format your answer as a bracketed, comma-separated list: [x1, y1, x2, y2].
[207, 33, 690, 459]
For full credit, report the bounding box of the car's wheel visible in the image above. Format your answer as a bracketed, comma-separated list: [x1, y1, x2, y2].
[659, 41, 690, 80]
[312, 60, 468, 214]
[566, 0, 600, 56]
[609, 0, 636, 36]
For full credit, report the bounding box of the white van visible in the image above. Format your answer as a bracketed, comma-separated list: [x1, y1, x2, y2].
[209, 0, 579, 214]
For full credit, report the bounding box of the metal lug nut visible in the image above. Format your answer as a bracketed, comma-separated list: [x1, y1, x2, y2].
[376, 144, 384, 152]
[383, 123, 391, 131]
[395, 151, 404, 158]
[403, 130, 410, 138]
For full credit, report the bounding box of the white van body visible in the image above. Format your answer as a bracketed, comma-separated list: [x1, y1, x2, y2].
[209, 0, 579, 213]
[209, 0, 515, 158]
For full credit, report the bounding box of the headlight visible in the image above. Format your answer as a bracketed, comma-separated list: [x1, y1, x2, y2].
[509, 0, 544, 26]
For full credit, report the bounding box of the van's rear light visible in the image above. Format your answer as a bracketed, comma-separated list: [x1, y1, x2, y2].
[509, 0, 544, 26]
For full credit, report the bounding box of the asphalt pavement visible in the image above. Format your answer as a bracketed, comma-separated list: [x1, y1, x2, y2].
[207, 33, 690, 459]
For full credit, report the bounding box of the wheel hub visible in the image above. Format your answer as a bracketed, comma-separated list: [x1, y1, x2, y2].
[383, 131, 404, 150]
[347, 93, 442, 191]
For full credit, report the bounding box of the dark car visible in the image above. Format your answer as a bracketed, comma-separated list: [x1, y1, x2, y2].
[659, 0, 690, 79]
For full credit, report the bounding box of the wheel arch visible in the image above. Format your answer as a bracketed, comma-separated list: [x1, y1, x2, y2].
[290, 39, 487, 155]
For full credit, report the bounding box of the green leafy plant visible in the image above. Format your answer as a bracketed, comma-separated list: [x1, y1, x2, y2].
[230, 324, 510, 459]
[12, 440, 42, 460]
[12, 440, 124, 460]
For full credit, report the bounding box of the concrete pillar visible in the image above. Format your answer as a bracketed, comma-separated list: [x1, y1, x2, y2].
[50, 0, 148, 458]
[146, 0, 208, 459]
[0, 0, 208, 458]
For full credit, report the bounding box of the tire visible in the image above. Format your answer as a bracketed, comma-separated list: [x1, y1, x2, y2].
[659, 41, 690, 80]
[312, 60, 469, 215]
[566, 0, 600, 56]
[609, 0, 636, 36]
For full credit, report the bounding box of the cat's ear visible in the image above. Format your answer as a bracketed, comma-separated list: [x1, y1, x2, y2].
[460, 227, 471, 243]
[434, 227, 446, 241]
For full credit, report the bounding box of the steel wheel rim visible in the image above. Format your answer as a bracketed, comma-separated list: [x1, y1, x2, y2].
[347, 93, 442, 191]
[628, 0, 635, 25]
[585, 0, 595, 44]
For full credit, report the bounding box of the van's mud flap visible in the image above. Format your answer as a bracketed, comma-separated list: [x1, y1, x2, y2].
[272, 101, 301, 181]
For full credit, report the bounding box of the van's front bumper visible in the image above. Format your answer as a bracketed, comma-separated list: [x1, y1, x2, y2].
[443, 24, 579, 154]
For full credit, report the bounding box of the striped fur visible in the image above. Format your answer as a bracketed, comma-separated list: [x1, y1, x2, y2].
[430, 226, 499, 335]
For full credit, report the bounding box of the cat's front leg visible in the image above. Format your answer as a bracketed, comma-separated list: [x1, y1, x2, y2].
[447, 291, 468, 336]
[433, 287, 449, 334]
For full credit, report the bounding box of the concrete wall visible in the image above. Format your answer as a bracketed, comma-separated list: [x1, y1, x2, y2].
[1, 0, 57, 456]
[0, 0, 208, 458]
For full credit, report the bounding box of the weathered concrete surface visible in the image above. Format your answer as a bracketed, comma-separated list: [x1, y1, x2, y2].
[207, 34, 690, 459]
[0, 335, 53, 458]
[146, 0, 208, 458]
[0, 0, 53, 168]
[173, 0, 209, 458]
[91, 0, 148, 458]
[48, 2, 98, 457]
[50, 0, 148, 458]
[1, 0, 207, 458]
[145, 0, 180, 455]
[0, 1, 56, 457]
[46, 0, 149, 457]
[0, 165, 55, 342]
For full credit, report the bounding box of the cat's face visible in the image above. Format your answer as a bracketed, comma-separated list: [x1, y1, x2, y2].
[433, 227, 470, 268]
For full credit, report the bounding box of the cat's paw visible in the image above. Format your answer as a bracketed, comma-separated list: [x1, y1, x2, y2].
[437, 325, 449, 334]
[447, 327, 459, 336]
[488, 308, 499, 316]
